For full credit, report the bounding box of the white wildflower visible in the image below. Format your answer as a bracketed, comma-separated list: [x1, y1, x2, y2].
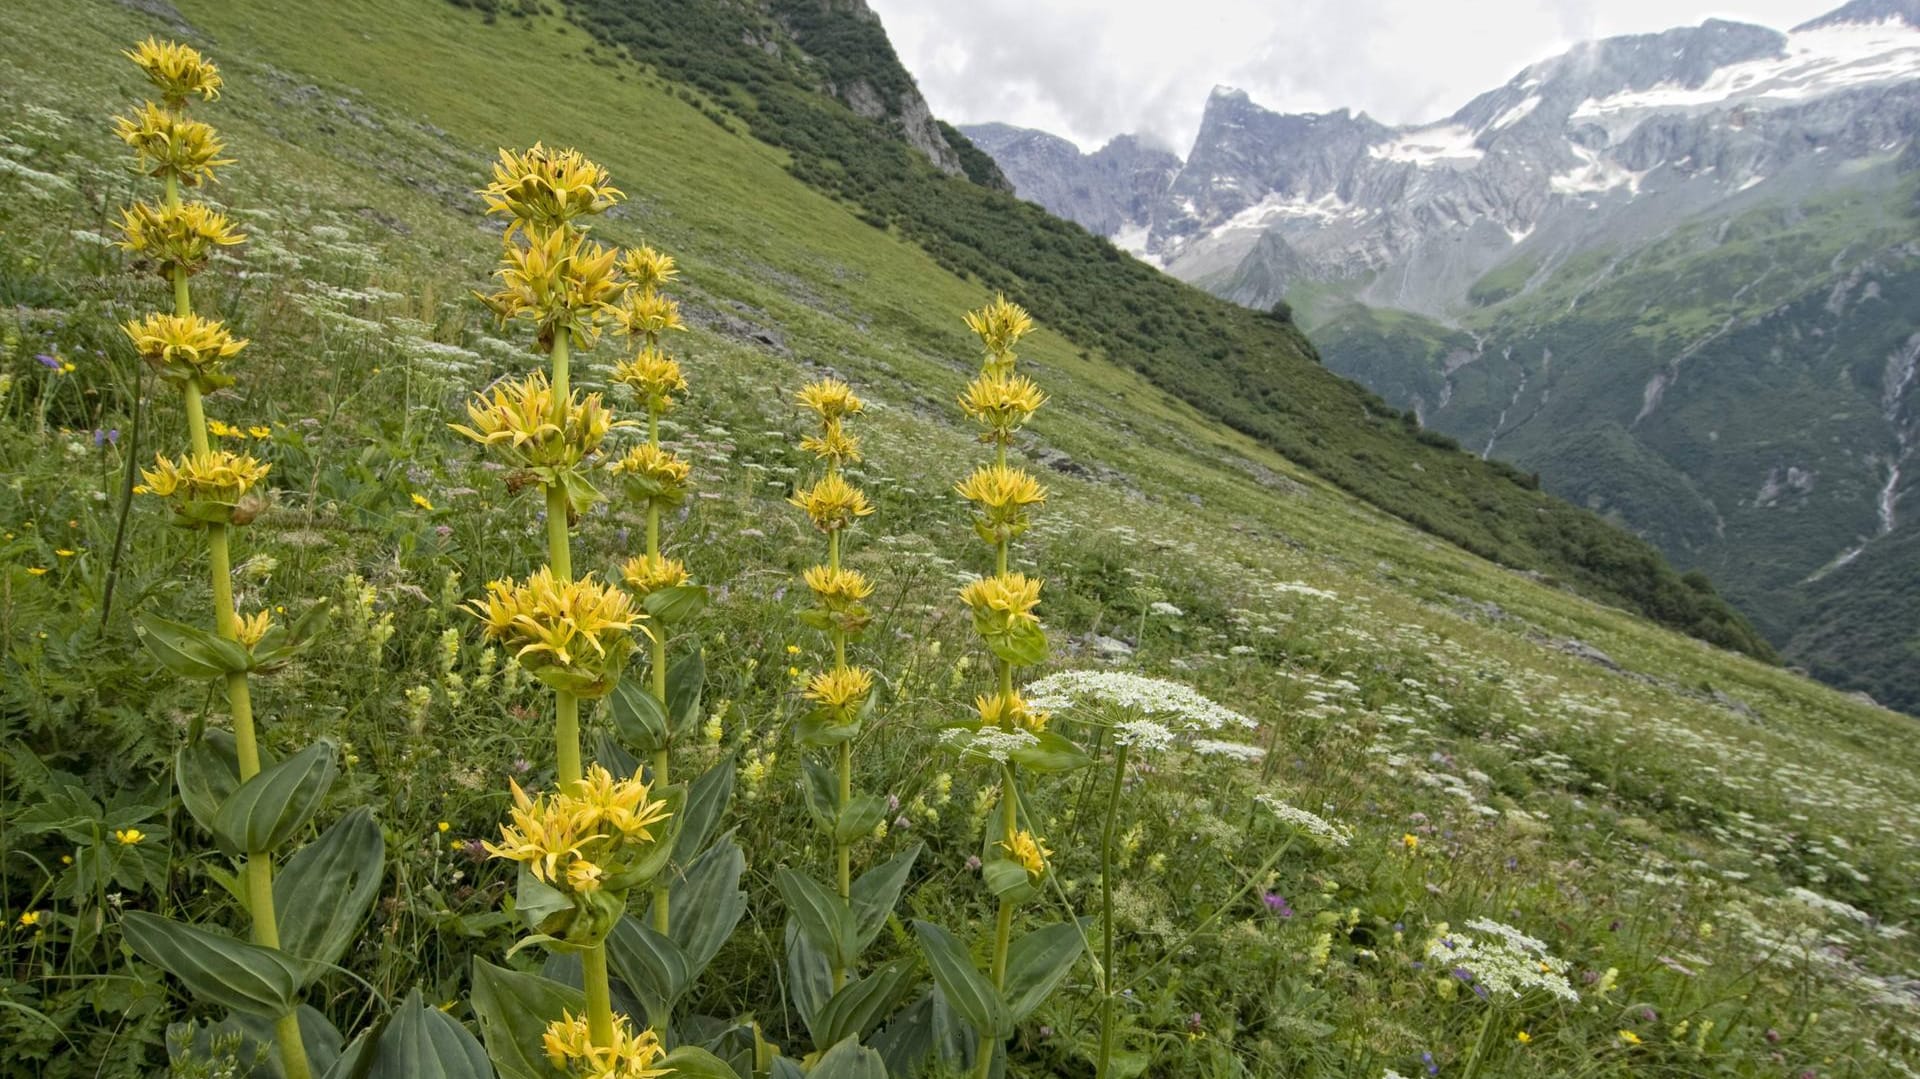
[1025, 670, 1255, 731]
[1427, 920, 1578, 1002]
[1148, 601, 1184, 618]
[1114, 718, 1175, 752]
[1256, 795, 1352, 848]
[940, 726, 1039, 763]
[1192, 739, 1265, 761]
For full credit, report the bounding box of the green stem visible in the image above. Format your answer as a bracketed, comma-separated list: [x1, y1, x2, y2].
[1461, 1006, 1497, 1079]
[550, 334, 571, 415]
[582, 945, 616, 1047]
[544, 483, 572, 583]
[1097, 744, 1127, 1079]
[555, 691, 581, 787]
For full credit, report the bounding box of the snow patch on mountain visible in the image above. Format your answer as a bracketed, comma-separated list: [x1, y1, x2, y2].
[1369, 124, 1484, 166]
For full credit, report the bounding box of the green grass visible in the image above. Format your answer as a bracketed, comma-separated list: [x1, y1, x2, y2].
[2, 2, 1918, 1077]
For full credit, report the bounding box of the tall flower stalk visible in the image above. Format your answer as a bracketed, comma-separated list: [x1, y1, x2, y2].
[921, 296, 1086, 1079]
[789, 377, 877, 991]
[608, 244, 694, 941]
[460, 144, 673, 1066]
[115, 39, 378, 1079]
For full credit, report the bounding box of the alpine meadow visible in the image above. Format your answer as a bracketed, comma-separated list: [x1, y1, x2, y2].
[3, 2, 1920, 1079]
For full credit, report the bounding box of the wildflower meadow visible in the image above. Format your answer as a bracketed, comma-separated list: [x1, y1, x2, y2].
[2, 8, 1919, 1079]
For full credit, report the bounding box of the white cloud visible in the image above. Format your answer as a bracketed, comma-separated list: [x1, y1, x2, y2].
[867, 0, 1836, 154]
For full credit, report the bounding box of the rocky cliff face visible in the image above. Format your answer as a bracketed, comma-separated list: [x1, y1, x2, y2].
[958, 123, 1180, 238]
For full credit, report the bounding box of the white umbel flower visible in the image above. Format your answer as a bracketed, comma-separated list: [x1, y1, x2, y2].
[1256, 795, 1352, 848]
[1025, 670, 1256, 731]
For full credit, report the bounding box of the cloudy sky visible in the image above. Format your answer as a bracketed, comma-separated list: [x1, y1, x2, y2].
[867, 0, 1839, 154]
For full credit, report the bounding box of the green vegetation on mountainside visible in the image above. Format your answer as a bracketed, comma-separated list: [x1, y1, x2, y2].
[551, 0, 1770, 660]
[4, 3, 1918, 1077]
[1315, 175, 1920, 710]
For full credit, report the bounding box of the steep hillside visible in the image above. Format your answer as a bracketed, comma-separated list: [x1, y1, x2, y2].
[3, 3, 1919, 1077]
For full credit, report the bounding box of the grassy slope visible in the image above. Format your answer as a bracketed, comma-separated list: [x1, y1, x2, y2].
[3, 2, 1919, 1076]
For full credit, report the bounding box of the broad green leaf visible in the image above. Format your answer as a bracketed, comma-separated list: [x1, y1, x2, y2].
[605, 914, 690, 1027]
[1010, 730, 1091, 774]
[123, 911, 306, 1018]
[656, 1046, 734, 1079]
[362, 988, 491, 1079]
[606, 676, 670, 752]
[983, 619, 1048, 667]
[642, 584, 708, 625]
[870, 992, 936, 1079]
[833, 792, 888, 846]
[911, 920, 1007, 1038]
[665, 649, 705, 739]
[670, 756, 735, 866]
[1003, 921, 1085, 1022]
[213, 742, 337, 855]
[135, 613, 250, 680]
[794, 708, 860, 748]
[469, 959, 582, 1079]
[809, 1036, 888, 1079]
[174, 1005, 344, 1079]
[250, 600, 332, 673]
[798, 759, 838, 837]
[776, 869, 855, 969]
[817, 959, 918, 1050]
[275, 808, 384, 972]
[981, 858, 1036, 903]
[514, 864, 574, 937]
[658, 835, 744, 977]
[849, 843, 920, 955]
[784, 919, 833, 1042]
[176, 731, 244, 854]
[601, 783, 684, 892]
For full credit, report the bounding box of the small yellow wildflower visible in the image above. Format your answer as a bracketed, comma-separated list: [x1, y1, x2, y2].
[437, 821, 451, 833]
[248, 425, 272, 440]
[785, 644, 802, 655]
[1515, 1031, 1531, 1045]
[789, 472, 874, 533]
[1401, 833, 1419, 852]
[55, 549, 75, 558]
[1618, 1030, 1642, 1047]
[207, 419, 241, 438]
[411, 492, 435, 511]
[124, 37, 223, 106]
[26, 567, 48, 577]
[114, 828, 145, 846]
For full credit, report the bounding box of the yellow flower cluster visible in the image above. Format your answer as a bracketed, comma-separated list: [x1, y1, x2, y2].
[117, 201, 245, 279]
[481, 143, 625, 237]
[963, 293, 1035, 370]
[139, 449, 270, 526]
[1003, 829, 1051, 878]
[466, 568, 642, 698]
[803, 666, 875, 725]
[608, 442, 691, 509]
[620, 246, 678, 293]
[486, 765, 673, 893]
[610, 287, 685, 343]
[121, 312, 246, 390]
[541, 1010, 670, 1079]
[955, 463, 1047, 544]
[790, 471, 874, 533]
[450, 372, 622, 473]
[113, 101, 231, 186]
[959, 572, 1042, 629]
[620, 553, 691, 600]
[477, 229, 625, 352]
[234, 609, 274, 649]
[974, 691, 1048, 733]
[959, 371, 1047, 445]
[803, 565, 874, 610]
[610, 347, 687, 416]
[124, 37, 223, 107]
